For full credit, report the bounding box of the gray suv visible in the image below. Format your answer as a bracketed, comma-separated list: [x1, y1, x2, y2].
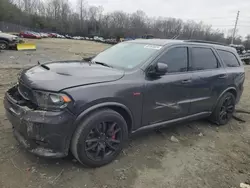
[4, 39, 245, 167]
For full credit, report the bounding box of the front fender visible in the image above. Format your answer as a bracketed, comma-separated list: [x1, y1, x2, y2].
[0, 38, 9, 42]
[73, 101, 134, 128]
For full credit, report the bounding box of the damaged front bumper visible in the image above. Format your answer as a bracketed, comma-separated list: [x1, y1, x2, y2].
[4, 86, 75, 158]
[8, 39, 20, 49]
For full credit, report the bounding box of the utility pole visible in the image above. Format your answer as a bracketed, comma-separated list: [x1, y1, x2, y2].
[231, 11, 240, 44]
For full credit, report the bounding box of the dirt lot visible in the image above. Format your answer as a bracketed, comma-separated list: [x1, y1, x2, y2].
[1, 38, 250, 188]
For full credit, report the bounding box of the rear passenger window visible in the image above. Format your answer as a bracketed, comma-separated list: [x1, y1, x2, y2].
[191, 48, 218, 71]
[158, 47, 188, 73]
[218, 50, 240, 67]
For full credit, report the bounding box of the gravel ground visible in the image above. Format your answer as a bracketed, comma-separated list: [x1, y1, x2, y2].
[0, 38, 250, 188]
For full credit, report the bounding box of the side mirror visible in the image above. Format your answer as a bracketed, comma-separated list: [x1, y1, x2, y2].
[148, 62, 168, 76]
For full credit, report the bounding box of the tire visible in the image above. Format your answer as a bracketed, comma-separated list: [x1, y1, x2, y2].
[210, 92, 236, 125]
[71, 109, 128, 167]
[0, 40, 8, 50]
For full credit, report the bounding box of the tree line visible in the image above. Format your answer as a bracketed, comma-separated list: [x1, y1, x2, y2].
[1, 0, 250, 47]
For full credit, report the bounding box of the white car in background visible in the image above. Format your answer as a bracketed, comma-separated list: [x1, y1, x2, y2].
[40, 33, 49, 38]
[93, 36, 105, 42]
[93, 36, 99, 41]
[73, 36, 80, 40]
[56, 34, 65, 38]
[98, 37, 105, 42]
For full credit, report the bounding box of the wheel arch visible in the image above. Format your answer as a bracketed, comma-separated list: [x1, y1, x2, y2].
[212, 87, 237, 111]
[0, 38, 10, 43]
[73, 102, 134, 134]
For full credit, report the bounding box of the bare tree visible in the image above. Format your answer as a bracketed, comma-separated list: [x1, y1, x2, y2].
[22, 0, 38, 14]
[1, 0, 247, 45]
[78, 0, 87, 31]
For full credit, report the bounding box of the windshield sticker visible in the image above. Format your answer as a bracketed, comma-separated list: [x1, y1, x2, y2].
[144, 45, 162, 50]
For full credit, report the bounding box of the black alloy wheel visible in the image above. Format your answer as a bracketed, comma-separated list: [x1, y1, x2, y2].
[71, 109, 128, 167]
[210, 92, 236, 125]
[0, 41, 8, 50]
[219, 95, 234, 122]
[85, 121, 122, 161]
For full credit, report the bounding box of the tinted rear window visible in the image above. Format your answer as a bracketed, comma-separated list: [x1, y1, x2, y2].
[191, 48, 218, 71]
[218, 50, 240, 67]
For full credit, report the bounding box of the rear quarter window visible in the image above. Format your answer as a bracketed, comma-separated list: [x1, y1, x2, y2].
[217, 50, 240, 67]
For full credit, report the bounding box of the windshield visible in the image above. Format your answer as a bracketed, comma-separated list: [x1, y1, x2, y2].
[92, 42, 162, 69]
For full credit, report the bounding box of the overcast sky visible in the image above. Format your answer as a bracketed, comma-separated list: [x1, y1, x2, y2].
[72, 0, 250, 37]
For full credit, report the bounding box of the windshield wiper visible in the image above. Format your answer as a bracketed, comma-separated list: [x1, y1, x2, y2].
[93, 61, 113, 68]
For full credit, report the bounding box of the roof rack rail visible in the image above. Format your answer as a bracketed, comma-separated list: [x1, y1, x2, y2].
[185, 40, 228, 46]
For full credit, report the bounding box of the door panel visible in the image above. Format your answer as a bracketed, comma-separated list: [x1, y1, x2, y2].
[188, 69, 227, 114]
[142, 46, 194, 126]
[188, 47, 227, 114]
[142, 73, 192, 125]
[142, 46, 192, 125]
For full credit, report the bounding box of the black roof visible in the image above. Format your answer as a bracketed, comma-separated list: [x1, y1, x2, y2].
[128, 39, 183, 45]
[128, 39, 235, 52]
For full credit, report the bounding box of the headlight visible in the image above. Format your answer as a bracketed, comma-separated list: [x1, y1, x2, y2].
[11, 37, 17, 41]
[33, 90, 72, 110]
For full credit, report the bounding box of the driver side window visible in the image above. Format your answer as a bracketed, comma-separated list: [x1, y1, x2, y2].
[158, 47, 188, 73]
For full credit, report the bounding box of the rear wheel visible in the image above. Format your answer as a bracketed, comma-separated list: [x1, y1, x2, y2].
[71, 109, 128, 167]
[0, 40, 8, 50]
[210, 92, 236, 125]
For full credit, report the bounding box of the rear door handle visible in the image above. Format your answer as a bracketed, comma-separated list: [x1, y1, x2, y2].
[218, 74, 228, 79]
[181, 79, 192, 84]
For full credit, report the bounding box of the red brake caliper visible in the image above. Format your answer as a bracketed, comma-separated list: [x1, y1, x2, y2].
[111, 128, 116, 140]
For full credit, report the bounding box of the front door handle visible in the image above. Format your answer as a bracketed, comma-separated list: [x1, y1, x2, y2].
[181, 79, 192, 84]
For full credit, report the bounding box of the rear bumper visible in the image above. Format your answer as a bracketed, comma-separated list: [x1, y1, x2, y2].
[4, 88, 76, 158]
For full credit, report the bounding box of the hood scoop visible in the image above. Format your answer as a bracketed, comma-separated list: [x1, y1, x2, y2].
[56, 72, 71, 76]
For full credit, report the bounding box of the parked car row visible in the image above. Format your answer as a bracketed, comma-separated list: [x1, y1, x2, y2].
[17, 31, 134, 45]
[19, 31, 66, 39]
[64, 35, 119, 44]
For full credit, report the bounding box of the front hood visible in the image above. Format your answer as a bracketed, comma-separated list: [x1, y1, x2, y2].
[19, 61, 124, 91]
[0, 32, 17, 39]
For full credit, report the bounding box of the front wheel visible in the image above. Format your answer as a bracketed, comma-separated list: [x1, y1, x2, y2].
[71, 109, 128, 167]
[210, 92, 236, 125]
[0, 41, 8, 50]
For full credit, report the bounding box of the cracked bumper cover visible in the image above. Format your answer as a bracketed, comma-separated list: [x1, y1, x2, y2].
[4, 93, 75, 158]
[8, 39, 19, 47]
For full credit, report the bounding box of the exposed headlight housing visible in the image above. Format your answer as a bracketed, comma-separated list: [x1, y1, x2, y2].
[11, 37, 17, 41]
[33, 90, 72, 110]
